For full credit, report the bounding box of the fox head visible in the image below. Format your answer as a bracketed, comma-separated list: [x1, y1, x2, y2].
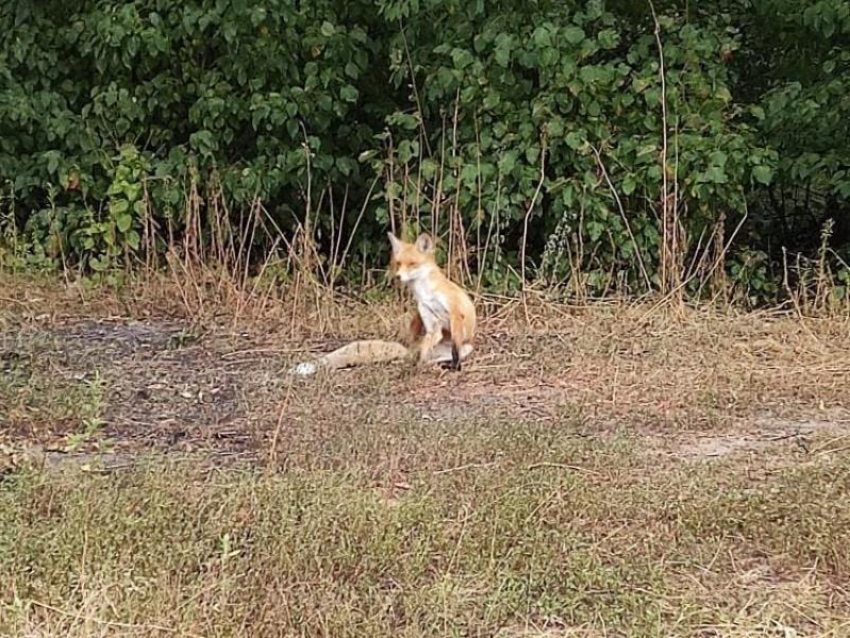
[387, 232, 436, 283]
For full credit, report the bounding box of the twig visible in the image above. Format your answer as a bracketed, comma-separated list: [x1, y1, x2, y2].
[813, 432, 850, 456]
[29, 599, 200, 637]
[810, 433, 850, 455]
[527, 462, 599, 474]
[816, 445, 850, 457]
[590, 145, 652, 290]
[763, 430, 803, 442]
[80, 462, 137, 473]
[0, 296, 29, 306]
[433, 461, 497, 475]
[520, 142, 546, 289]
[398, 20, 432, 157]
[333, 175, 380, 286]
[268, 379, 295, 466]
[221, 347, 308, 359]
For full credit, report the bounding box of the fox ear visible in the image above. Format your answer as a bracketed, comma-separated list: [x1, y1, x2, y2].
[415, 233, 434, 254]
[387, 232, 402, 254]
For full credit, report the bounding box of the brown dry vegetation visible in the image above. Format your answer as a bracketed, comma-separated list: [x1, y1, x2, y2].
[1, 273, 850, 637]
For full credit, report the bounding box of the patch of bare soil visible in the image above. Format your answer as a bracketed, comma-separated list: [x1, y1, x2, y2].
[2, 286, 850, 470]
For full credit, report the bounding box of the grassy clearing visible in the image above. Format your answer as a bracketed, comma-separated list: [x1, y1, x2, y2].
[2, 431, 849, 637]
[1, 275, 850, 636]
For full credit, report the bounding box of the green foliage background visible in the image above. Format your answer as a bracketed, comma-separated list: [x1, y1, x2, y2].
[1, 0, 849, 302]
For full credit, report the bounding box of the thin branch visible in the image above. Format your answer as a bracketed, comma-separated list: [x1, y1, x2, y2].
[399, 20, 432, 157]
[590, 144, 652, 291]
[521, 143, 547, 289]
[649, 0, 675, 292]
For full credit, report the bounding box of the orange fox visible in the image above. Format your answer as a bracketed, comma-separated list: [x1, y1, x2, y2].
[387, 231, 476, 371]
[287, 231, 475, 376]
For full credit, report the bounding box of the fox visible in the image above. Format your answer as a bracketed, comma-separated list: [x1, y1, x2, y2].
[387, 231, 476, 371]
[288, 231, 475, 376]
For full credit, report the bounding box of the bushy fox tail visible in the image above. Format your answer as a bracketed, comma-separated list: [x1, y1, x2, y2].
[288, 339, 473, 376]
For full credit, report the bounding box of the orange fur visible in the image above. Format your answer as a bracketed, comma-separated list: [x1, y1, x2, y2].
[388, 232, 476, 371]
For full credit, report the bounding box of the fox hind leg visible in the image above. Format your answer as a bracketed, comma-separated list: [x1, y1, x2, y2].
[402, 312, 427, 365]
[447, 312, 465, 371]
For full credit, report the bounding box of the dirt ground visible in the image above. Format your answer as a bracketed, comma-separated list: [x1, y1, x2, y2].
[2, 278, 849, 471]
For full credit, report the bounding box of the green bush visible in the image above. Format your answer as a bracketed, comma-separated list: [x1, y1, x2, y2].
[1, 0, 848, 302]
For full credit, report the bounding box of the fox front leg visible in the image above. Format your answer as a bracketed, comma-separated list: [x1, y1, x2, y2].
[401, 312, 426, 366]
[408, 312, 426, 345]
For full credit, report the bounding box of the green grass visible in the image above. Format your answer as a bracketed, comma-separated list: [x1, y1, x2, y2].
[2, 417, 849, 637]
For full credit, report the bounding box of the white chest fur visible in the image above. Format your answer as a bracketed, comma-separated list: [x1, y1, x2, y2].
[410, 277, 449, 331]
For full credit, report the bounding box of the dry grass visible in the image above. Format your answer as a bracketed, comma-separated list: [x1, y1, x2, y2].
[1, 272, 850, 637]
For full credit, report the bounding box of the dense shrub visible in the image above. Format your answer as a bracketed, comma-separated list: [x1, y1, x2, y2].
[1, 0, 848, 302]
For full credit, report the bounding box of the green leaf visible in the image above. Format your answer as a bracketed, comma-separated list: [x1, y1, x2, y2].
[116, 213, 133, 232]
[126, 229, 140, 250]
[421, 159, 439, 179]
[715, 87, 732, 103]
[532, 25, 552, 48]
[597, 29, 619, 49]
[647, 165, 663, 182]
[499, 150, 517, 174]
[358, 149, 378, 163]
[336, 157, 355, 176]
[494, 33, 512, 67]
[587, 220, 604, 241]
[397, 140, 418, 163]
[645, 88, 661, 107]
[340, 85, 359, 102]
[565, 131, 584, 150]
[451, 48, 474, 69]
[705, 166, 728, 184]
[286, 119, 299, 139]
[752, 165, 773, 185]
[46, 152, 60, 175]
[189, 130, 216, 155]
[110, 199, 129, 215]
[564, 26, 585, 45]
[320, 21, 335, 37]
[387, 112, 419, 130]
[709, 150, 728, 167]
[622, 175, 636, 195]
